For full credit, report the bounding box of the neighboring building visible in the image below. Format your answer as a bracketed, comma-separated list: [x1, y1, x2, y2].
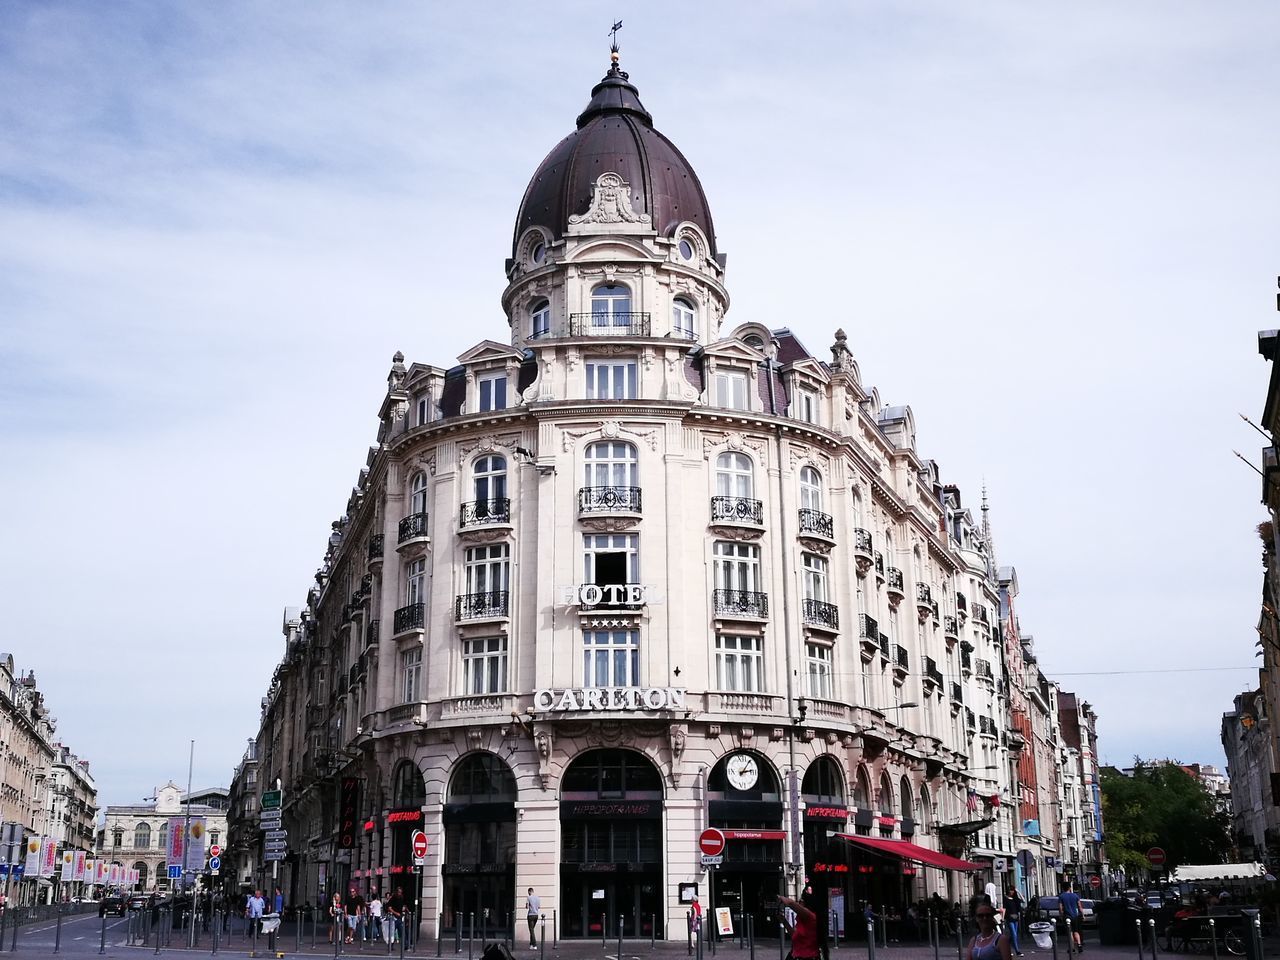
[42, 742, 98, 895]
[233, 47, 1102, 938]
[1222, 688, 1277, 864]
[0, 656, 55, 834]
[97, 782, 228, 892]
[226, 739, 259, 893]
[1057, 693, 1105, 885]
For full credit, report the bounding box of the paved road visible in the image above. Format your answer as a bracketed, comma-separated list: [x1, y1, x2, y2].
[1, 917, 1264, 960]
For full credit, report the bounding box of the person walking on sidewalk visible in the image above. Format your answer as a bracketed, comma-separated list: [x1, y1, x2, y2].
[779, 891, 820, 960]
[369, 890, 383, 942]
[525, 888, 541, 949]
[1059, 882, 1083, 953]
[967, 904, 1013, 960]
[1002, 887, 1025, 956]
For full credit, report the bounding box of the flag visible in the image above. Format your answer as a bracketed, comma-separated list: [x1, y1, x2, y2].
[966, 788, 978, 813]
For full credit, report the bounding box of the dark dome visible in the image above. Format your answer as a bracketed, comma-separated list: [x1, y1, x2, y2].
[513, 61, 717, 257]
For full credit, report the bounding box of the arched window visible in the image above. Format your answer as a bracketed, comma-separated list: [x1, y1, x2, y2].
[919, 783, 932, 823]
[473, 455, 507, 515]
[410, 472, 429, 516]
[878, 773, 894, 816]
[714, 452, 754, 500]
[708, 751, 781, 800]
[133, 861, 148, 889]
[799, 466, 822, 512]
[391, 760, 426, 809]
[562, 749, 663, 799]
[449, 753, 517, 803]
[530, 300, 551, 340]
[900, 777, 915, 821]
[158, 821, 168, 851]
[852, 489, 865, 531]
[852, 767, 872, 809]
[672, 297, 696, 339]
[133, 823, 150, 849]
[801, 757, 845, 804]
[590, 284, 632, 326]
[583, 441, 638, 488]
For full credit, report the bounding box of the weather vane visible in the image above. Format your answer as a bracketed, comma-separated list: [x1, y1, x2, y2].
[609, 20, 623, 54]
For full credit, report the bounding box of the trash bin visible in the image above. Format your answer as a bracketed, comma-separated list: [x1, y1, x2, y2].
[1095, 900, 1135, 946]
[1029, 922, 1054, 950]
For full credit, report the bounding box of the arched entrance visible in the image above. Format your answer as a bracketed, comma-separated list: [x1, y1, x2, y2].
[802, 756, 850, 939]
[133, 861, 148, 893]
[559, 749, 664, 938]
[386, 761, 427, 920]
[707, 750, 784, 939]
[443, 753, 517, 935]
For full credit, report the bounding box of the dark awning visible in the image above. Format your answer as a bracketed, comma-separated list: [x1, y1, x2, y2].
[834, 833, 983, 871]
[934, 818, 993, 837]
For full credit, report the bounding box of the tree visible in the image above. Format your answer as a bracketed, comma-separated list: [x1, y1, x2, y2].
[1100, 761, 1231, 873]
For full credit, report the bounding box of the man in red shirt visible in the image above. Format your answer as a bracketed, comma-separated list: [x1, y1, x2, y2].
[780, 888, 820, 960]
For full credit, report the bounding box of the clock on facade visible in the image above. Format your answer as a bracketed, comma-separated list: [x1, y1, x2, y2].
[726, 753, 759, 791]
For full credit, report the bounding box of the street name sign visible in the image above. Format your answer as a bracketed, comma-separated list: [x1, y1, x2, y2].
[265, 830, 288, 841]
[700, 854, 723, 867]
[261, 790, 282, 810]
[264, 852, 285, 862]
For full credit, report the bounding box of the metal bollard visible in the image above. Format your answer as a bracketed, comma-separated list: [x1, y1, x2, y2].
[468, 912, 474, 960]
[956, 916, 964, 960]
[1251, 915, 1263, 960]
[777, 923, 784, 960]
[1148, 918, 1158, 958]
[933, 917, 941, 960]
[688, 912, 693, 957]
[748, 913, 754, 960]
[12, 907, 21, 952]
[542, 916, 547, 960]
[867, 919, 877, 960]
[1207, 919, 1217, 960]
[618, 915, 624, 960]
[652, 913, 657, 951]
[1050, 925, 1058, 960]
[438, 913, 443, 957]
[554, 909, 558, 951]
[1065, 918, 1074, 957]
[1136, 918, 1144, 960]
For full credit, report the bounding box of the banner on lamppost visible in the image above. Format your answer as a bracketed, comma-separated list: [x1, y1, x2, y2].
[167, 817, 185, 870]
[73, 851, 86, 883]
[23, 836, 40, 875]
[60, 850, 74, 881]
[82, 857, 94, 883]
[96, 860, 108, 885]
[184, 818, 207, 873]
[40, 838, 58, 878]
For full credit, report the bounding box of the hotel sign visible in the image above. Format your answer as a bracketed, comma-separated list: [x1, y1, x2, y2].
[534, 687, 687, 712]
[561, 584, 663, 608]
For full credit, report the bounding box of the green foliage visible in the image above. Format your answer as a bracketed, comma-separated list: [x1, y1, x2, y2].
[1100, 761, 1231, 872]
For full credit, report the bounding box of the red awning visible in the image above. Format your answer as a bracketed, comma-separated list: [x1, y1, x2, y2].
[834, 833, 983, 871]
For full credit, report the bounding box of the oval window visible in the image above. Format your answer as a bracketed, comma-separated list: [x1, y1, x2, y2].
[531, 242, 546, 265]
[679, 239, 694, 261]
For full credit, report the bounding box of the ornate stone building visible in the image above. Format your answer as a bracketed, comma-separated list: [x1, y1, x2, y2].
[236, 48, 1103, 938]
[97, 782, 228, 892]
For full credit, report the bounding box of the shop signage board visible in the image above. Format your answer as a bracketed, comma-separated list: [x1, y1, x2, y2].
[716, 908, 734, 936]
[533, 687, 686, 712]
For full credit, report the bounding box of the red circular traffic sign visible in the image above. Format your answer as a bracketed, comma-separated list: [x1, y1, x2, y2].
[1089, 875, 1102, 889]
[699, 828, 726, 857]
[209, 845, 221, 859]
[411, 831, 428, 859]
[1147, 847, 1166, 867]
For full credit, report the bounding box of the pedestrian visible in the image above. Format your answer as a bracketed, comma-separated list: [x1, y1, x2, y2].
[1059, 881, 1083, 953]
[273, 887, 284, 916]
[525, 887, 541, 949]
[690, 895, 702, 936]
[1002, 887, 1024, 957]
[343, 885, 363, 944]
[369, 890, 383, 942]
[246, 888, 266, 938]
[328, 893, 344, 944]
[779, 890, 820, 960]
[966, 904, 1012, 960]
[386, 886, 406, 944]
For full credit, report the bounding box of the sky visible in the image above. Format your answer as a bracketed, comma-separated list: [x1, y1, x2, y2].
[2, 2, 1278, 806]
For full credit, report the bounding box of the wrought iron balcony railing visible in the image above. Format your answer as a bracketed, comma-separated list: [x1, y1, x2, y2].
[852, 527, 873, 554]
[393, 603, 424, 633]
[916, 582, 932, 604]
[367, 534, 384, 562]
[712, 588, 769, 619]
[797, 508, 834, 539]
[454, 590, 510, 621]
[578, 486, 642, 514]
[459, 498, 511, 527]
[894, 645, 910, 671]
[886, 567, 905, 592]
[398, 512, 429, 543]
[976, 659, 994, 680]
[801, 598, 839, 629]
[710, 495, 764, 525]
[859, 614, 879, 640]
[568, 312, 652, 337]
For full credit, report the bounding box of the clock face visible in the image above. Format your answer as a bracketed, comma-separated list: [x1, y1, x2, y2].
[726, 754, 759, 791]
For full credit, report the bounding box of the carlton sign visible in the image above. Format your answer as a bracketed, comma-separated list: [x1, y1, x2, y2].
[534, 687, 687, 712]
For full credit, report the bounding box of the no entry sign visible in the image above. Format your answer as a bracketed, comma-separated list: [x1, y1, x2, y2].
[698, 828, 726, 858]
[1147, 847, 1166, 867]
[1089, 875, 1102, 889]
[412, 831, 428, 859]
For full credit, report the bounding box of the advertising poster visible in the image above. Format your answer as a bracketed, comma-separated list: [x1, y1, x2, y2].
[108, 863, 120, 887]
[23, 837, 40, 875]
[74, 851, 86, 882]
[97, 860, 108, 885]
[167, 817, 185, 869]
[83, 857, 94, 883]
[184, 818, 207, 873]
[41, 837, 58, 877]
[60, 850, 74, 881]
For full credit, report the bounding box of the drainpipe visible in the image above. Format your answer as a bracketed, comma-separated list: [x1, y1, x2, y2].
[765, 348, 802, 890]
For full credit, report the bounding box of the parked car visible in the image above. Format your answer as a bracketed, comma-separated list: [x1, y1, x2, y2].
[99, 896, 126, 917]
[1036, 896, 1097, 929]
[127, 894, 149, 911]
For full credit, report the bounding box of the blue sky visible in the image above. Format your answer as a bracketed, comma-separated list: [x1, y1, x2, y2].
[2, 2, 1278, 804]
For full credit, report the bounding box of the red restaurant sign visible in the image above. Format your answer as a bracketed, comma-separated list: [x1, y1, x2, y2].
[804, 806, 849, 821]
[387, 809, 423, 824]
[722, 829, 787, 841]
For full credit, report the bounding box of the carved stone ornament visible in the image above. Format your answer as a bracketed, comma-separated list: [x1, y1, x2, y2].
[563, 422, 659, 453]
[534, 728, 554, 789]
[569, 173, 651, 226]
[458, 433, 519, 461]
[416, 453, 437, 476]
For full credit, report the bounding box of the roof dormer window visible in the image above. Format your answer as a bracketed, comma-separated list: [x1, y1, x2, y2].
[712, 369, 749, 411]
[478, 372, 507, 412]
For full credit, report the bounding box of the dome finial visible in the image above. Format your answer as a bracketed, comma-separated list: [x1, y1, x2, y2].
[608, 19, 624, 74]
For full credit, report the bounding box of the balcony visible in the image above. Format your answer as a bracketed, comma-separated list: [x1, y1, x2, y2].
[801, 598, 839, 633]
[455, 590, 510, 622]
[893, 645, 909, 681]
[365, 619, 379, 647]
[886, 567, 905, 606]
[578, 486, 642, 527]
[922, 656, 943, 689]
[976, 659, 994, 683]
[568, 312, 652, 337]
[393, 602, 424, 635]
[460, 498, 511, 529]
[367, 533, 385, 570]
[396, 512, 430, 554]
[709, 495, 764, 535]
[712, 588, 769, 620]
[874, 550, 885, 584]
[852, 527, 874, 576]
[859, 614, 880, 660]
[915, 583, 933, 624]
[950, 681, 964, 704]
[979, 715, 998, 738]
[973, 604, 990, 626]
[711, 692, 781, 715]
[943, 615, 960, 648]
[797, 508, 835, 546]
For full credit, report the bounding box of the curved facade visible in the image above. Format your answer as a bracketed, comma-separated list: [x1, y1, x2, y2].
[237, 52, 1100, 939]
